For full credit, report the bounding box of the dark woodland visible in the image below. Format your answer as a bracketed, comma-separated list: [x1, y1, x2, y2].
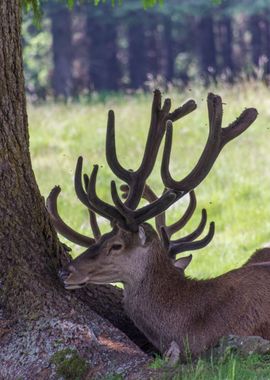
[23, 0, 270, 100]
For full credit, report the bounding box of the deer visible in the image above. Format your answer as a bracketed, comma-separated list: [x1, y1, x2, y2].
[46, 90, 270, 360]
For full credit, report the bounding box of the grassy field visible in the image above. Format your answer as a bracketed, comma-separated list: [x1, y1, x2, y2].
[150, 352, 270, 380]
[28, 81, 270, 279]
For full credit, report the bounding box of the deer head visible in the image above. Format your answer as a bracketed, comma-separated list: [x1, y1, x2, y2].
[47, 91, 257, 290]
[58, 223, 161, 289]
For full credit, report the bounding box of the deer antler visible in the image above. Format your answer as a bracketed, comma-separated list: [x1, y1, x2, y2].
[142, 187, 215, 257]
[121, 184, 214, 258]
[46, 174, 102, 246]
[72, 91, 197, 231]
[83, 174, 101, 240]
[161, 94, 257, 192]
[47, 91, 257, 246]
[76, 92, 257, 231]
[106, 89, 196, 210]
[46, 186, 96, 247]
[161, 221, 215, 258]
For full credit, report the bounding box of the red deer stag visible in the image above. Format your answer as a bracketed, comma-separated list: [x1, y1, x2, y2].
[47, 91, 267, 359]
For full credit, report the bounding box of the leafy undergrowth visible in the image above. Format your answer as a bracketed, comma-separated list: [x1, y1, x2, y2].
[150, 352, 270, 380]
[28, 80, 270, 279]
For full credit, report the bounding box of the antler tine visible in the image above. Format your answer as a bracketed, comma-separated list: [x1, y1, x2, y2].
[142, 184, 166, 234]
[74, 156, 107, 218]
[87, 165, 127, 225]
[121, 183, 197, 242]
[141, 185, 196, 239]
[106, 89, 197, 211]
[74, 156, 90, 208]
[162, 94, 258, 192]
[164, 190, 197, 238]
[89, 211, 101, 240]
[221, 107, 259, 148]
[140, 185, 209, 256]
[83, 174, 101, 240]
[111, 181, 135, 228]
[75, 157, 118, 223]
[111, 180, 177, 228]
[168, 99, 198, 122]
[46, 186, 95, 247]
[119, 184, 130, 201]
[168, 221, 215, 258]
[120, 183, 165, 229]
[120, 182, 165, 232]
[171, 208, 207, 243]
[106, 110, 131, 183]
[106, 90, 168, 210]
[133, 191, 177, 225]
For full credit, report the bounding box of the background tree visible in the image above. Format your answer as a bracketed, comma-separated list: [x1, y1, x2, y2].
[50, 3, 73, 99]
[86, 4, 121, 91]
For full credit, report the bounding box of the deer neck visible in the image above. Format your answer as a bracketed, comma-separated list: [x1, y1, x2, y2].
[123, 240, 180, 293]
[122, 241, 188, 350]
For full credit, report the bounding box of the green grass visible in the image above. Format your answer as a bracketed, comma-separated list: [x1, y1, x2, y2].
[28, 80, 270, 279]
[150, 352, 270, 380]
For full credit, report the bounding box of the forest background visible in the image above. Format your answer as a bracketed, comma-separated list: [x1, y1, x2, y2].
[23, 0, 269, 100]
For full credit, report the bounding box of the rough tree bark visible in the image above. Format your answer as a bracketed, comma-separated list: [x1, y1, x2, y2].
[0, 1, 153, 378]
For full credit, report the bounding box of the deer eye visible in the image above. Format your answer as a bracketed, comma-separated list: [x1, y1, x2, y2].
[108, 244, 123, 254]
[112, 244, 123, 251]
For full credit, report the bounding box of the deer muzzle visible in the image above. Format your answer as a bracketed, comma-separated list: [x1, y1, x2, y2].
[58, 265, 89, 290]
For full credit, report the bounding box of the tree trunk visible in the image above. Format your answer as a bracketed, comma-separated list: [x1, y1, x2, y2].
[162, 16, 174, 83]
[50, 5, 73, 99]
[87, 6, 121, 91]
[145, 14, 159, 79]
[218, 16, 234, 81]
[264, 15, 270, 77]
[71, 13, 91, 96]
[127, 11, 147, 89]
[0, 1, 152, 377]
[172, 16, 194, 85]
[249, 14, 262, 68]
[196, 15, 217, 84]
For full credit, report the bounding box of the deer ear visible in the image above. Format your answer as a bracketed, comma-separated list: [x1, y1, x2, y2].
[139, 226, 146, 245]
[174, 254, 192, 270]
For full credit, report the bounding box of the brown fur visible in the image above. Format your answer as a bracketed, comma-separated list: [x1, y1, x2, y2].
[123, 239, 270, 357]
[244, 247, 270, 265]
[63, 225, 270, 358]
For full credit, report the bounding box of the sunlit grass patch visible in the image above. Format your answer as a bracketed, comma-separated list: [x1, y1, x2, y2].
[149, 352, 270, 380]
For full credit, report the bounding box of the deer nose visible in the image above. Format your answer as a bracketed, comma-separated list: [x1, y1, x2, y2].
[58, 268, 70, 282]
